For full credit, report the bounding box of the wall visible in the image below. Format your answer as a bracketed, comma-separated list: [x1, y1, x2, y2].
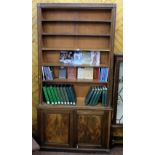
[32, 0, 123, 135]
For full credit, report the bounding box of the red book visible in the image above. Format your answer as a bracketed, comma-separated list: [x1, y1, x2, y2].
[67, 67, 76, 80]
[96, 68, 100, 80]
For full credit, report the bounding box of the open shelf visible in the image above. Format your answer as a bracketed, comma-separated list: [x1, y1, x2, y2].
[42, 63, 108, 68]
[40, 97, 112, 110]
[42, 48, 111, 52]
[41, 19, 112, 23]
[42, 33, 111, 37]
[42, 79, 108, 84]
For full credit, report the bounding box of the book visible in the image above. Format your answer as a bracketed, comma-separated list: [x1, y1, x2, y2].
[67, 67, 76, 80]
[90, 51, 100, 66]
[59, 67, 66, 79]
[73, 51, 82, 65]
[81, 52, 92, 65]
[77, 67, 93, 80]
[49, 86, 56, 104]
[59, 51, 74, 64]
[42, 86, 50, 104]
[100, 67, 109, 82]
[85, 87, 94, 105]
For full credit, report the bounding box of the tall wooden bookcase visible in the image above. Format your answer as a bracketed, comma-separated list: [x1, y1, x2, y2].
[37, 3, 116, 152]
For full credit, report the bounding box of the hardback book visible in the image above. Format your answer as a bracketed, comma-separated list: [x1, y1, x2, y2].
[67, 67, 76, 80]
[59, 67, 66, 79]
[59, 51, 74, 64]
[90, 51, 100, 66]
[42, 86, 50, 104]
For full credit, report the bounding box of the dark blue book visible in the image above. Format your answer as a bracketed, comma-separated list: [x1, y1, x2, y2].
[59, 67, 66, 79]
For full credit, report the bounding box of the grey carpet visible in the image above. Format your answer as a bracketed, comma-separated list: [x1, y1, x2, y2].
[39, 146, 123, 155]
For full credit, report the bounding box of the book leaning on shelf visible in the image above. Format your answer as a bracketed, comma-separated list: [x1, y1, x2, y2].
[85, 86, 108, 106]
[42, 84, 76, 105]
[42, 66, 54, 80]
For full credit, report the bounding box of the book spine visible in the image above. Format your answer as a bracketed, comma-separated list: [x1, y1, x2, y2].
[93, 87, 102, 105]
[59, 86, 65, 104]
[52, 86, 58, 104]
[46, 87, 53, 104]
[66, 86, 72, 105]
[85, 86, 93, 105]
[55, 86, 61, 104]
[89, 87, 98, 105]
[62, 86, 69, 105]
[49, 86, 56, 104]
[42, 86, 50, 104]
[42, 66, 45, 80]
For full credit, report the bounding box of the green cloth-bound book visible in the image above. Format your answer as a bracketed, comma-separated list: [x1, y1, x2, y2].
[59, 86, 65, 104]
[52, 86, 58, 104]
[89, 87, 98, 105]
[93, 87, 102, 105]
[49, 86, 56, 104]
[62, 86, 69, 105]
[46, 87, 53, 104]
[55, 86, 61, 104]
[104, 87, 108, 106]
[42, 86, 50, 104]
[66, 85, 72, 105]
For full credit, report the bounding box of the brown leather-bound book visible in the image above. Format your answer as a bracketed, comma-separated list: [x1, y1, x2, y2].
[67, 67, 77, 80]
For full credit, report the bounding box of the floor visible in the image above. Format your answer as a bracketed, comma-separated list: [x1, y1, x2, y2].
[39, 146, 123, 155]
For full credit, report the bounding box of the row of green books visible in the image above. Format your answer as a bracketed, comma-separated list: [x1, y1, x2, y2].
[85, 86, 108, 106]
[42, 85, 76, 105]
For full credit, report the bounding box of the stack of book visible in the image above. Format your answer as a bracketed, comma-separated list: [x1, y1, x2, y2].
[85, 86, 108, 106]
[42, 84, 76, 105]
[42, 66, 53, 80]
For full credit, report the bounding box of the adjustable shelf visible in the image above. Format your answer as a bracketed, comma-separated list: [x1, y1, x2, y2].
[41, 19, 112, 23]
[42, 33, 111, 37]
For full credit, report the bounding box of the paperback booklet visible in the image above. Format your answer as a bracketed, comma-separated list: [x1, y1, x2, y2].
[77, 67, 93, 80]
[59, 51, 74, 64]
[90, 51, 100, 66]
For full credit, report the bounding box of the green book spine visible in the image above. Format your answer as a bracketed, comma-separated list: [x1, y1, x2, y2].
[93, 87, 102, 105]
[62, 86, 68, 104]
[66, 86, 72, 105]
[46, 87, 53, 104]
[69, 85, 76, 105]
[42, 86, 50, 104]
[85, 86, 92, 104]
[52, 86, 58, 104]
[49, 86, 56, 105]
[64, 86, 71, 105]
[57, 85, 63, 104]
[91, 86, 100, 105]
[60, 86, 67, 104]
[55, 86, 61, 104]
[102, 87, 105, 106]
[59, 86, 65, 104]
[89, 87, 98, 105]
[85, 87, 95, 105]
[104, 87, 108, 106]
[71, 85, 76, 104]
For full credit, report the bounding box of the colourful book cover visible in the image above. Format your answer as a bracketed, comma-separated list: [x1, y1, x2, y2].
[59, 51, 74, 64]
[90, 51, 100, 66]
[73, 51, 82, 65]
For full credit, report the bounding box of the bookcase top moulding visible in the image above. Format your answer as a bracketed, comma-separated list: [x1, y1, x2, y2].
[37, 3, 116, 9]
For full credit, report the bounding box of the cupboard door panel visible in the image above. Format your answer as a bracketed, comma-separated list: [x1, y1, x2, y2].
[76, 110, 104, 148]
